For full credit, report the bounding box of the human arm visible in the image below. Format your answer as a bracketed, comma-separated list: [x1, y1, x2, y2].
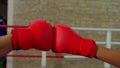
[95, 46, 120, 67]
[0, 35, 12, 57]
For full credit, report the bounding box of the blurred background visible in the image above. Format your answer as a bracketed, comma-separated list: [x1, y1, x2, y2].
[1, 0, 120, 68]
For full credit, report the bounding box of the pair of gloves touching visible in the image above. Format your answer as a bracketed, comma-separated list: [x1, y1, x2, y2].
[11, 20, 96, 58]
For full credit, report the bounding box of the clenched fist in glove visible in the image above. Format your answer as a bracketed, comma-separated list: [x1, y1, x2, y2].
[11, 20, 96, 58]
[52, 24, 96, 58]
[11, 20, 53, 51]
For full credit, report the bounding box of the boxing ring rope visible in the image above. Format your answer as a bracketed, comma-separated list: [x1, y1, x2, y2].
[0, 25, 27, 28]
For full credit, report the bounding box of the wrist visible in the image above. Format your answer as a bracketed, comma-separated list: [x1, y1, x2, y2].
[80, 38, 97, 58]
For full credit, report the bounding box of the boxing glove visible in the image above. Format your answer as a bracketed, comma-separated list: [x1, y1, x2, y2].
[53, 24, 96, 58]
[11, 20, 53, 51]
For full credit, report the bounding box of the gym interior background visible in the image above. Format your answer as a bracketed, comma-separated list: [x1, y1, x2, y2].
[1, 0, 120, 68]
[0, 0, 7, 68]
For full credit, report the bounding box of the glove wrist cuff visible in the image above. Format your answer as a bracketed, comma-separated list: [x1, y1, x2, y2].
[11, 28, 33, 50]
[80, 38, 96, 58]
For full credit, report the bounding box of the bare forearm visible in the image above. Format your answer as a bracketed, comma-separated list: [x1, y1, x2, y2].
[95, 46, 120, 67]
[0, 35, 12, 57]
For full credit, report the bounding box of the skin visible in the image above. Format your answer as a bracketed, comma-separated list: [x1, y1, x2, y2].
[0, 35, 120, 67]
[95, 46, 120, 67]
[0, 35, 12, 57]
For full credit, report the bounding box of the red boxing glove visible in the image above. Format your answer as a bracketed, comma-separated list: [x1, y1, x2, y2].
[11, 20, 53, 51]
[53, 24, 96, 58]
[29, 20, 53, 50]
[12, 28, 33, 50]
